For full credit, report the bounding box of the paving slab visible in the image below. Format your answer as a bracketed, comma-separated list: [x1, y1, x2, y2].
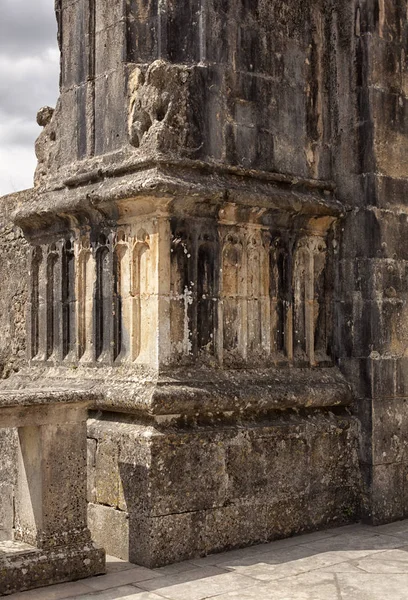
[5, 581, 97, 600]
[55, 587, 167, 600]
[352, 547, 408, 574]
[105, 556, 140, 574]
[213, 544, 383, 582]
[84, 566, 162, 592]
[5, 522, 408, 600]
[137, 566, 257, 600]
[370, 521, 408, 538]
[337, 573, 408, 600]
[212, 572, 340, 600]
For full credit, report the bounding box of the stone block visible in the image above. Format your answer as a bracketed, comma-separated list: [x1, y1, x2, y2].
[375, 174, 408, 210]
[334, 301, 354, 359]
[367, 36, 403, 94]
[12, 417, 89, 549]
[118, 433, 152, 514]
[0, 429, 17, 485]
[204, 0, 229, 63]
[369, 357, 397, 399]
[372, 397, 408, 465]
[95, 437, 120, 508]
[94, 67, 127, 155]
[308, 423, 359, 491]
[41, 422, 88, 542]
[352, 396, 373, 465]
[396, 358, 408, 397]
[87, 438, 97, 503]
[225, 427, 310, 503]
[56, 89, 78, 166]
[264, 494, 309, 541]
[379, 259, 408, 297]
[95, 23, 125, 77]
[149, 431, 229, 515]
[337, 358, 372, 400]
[367, 463, 404, 525]
[372, 88, 408, 180]
[204, 504, 267, 554]
[129, 511, 206, 568]
[350, 298, 382, 358]
[88, 503, 129, 562]
[354, 259, 382, 301]
[340, 210, 382, 260]
[0, 541, 105, 596]
[125, 0, 159, 63]
[95, 0, 123, 33]
[403, 462, 408, 518]
[60, 0, 93, 90]
[0, 483, 13, 541]
[307, 485, 361, 528]
[367, 210, 408, 261]
[165, 0, 201, 63]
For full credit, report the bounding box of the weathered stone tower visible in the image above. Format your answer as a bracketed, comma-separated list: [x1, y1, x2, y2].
[1, 0, 408, 568]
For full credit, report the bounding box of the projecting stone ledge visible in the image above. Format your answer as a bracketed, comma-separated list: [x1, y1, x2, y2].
[10, 161, 341, 238]
[0, 365, 352, 420]
[0, 391, 105, 596]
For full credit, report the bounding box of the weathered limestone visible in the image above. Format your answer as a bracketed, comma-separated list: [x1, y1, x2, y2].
[0, 392, 105, 595]
[1, 0, 408, 571]
[85, 412, 360, 566]
[331, 1, 408, 523]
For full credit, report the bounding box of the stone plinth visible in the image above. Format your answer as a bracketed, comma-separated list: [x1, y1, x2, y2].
[0, 391, 105, 596]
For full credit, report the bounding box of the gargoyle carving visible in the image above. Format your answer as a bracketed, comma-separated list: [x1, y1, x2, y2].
[34, 105, 57, 186]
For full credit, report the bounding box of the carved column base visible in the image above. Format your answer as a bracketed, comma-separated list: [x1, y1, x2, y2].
[0, 541, 105, 596]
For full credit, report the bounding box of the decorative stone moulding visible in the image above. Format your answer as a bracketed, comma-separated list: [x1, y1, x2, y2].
[8, 168, 350, 421]
[26, 210, 331, 369]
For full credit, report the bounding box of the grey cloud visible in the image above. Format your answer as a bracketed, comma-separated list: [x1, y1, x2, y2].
[0, 0, 59, 195]
[0, 52, 59, 121]
[0, 0, 57, 57]
[0, 111, 39, 147]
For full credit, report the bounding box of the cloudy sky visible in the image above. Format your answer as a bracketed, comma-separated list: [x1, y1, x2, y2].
[0, 0, 59, 196]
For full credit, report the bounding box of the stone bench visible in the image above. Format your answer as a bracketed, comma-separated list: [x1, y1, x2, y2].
[0, 390, 105, 596]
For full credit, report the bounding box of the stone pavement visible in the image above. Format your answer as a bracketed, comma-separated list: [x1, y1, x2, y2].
[6, 521, 408, 600]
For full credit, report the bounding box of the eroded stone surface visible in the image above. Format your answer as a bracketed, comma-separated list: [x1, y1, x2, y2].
[86, 412, 361, 567]
[1, 0, 408, 574]
[0, 542, 105, 596]
[0, 397, 105, 595]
